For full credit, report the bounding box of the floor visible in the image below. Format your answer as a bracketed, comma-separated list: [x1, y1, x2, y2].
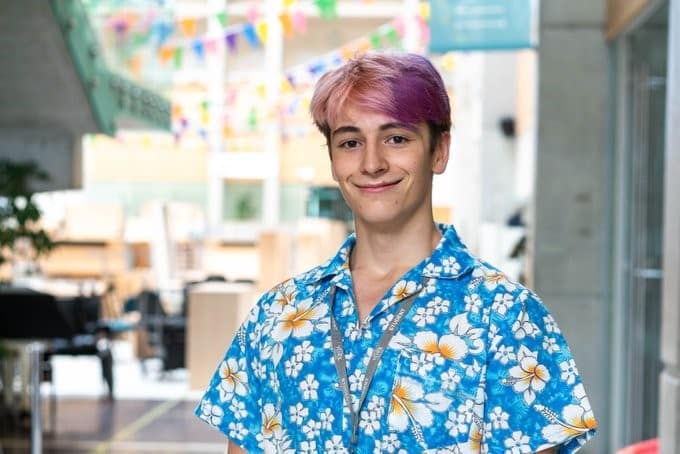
[0, 341, 226, 453]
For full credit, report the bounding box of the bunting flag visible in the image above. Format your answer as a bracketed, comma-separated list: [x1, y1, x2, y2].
[369, 31, 382, 49]
[99, 6, 311, 66]
[173, 47, 183, 68]
[215, 12, 227, 27]
[255, 21, 268, 44]
[152, 21, 174, 46]
[247, 108, 258, 130]
[178, 18, 197, 37]
[242, 23, 260, 48]
[291, 10, 307, 33]
[127, 55, 142, 78]
[192, 39, 205, 60]
[225, 32, 238, 52]
[159, 45, 174, 64]
[419, 1, 431, 20]
[246, 4, 260, 23]
[166, 16, 437, 143]
[314, 0, 337, 19]
[204, 38, 218, 55]
[280, 13, 294, 38]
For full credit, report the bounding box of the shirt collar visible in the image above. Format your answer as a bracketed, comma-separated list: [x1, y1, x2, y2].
[304, 223, 475, 286]
[422, 223, 476, 280]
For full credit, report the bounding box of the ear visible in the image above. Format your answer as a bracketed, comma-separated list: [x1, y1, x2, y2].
[432, 132, 450, 175]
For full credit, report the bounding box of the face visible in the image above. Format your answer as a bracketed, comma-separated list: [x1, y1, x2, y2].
[329, 103, 450, 230]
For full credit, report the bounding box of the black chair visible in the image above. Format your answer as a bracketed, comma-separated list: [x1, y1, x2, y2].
[43, 294, 114, 399]
[136, 290, 186, 374]
[0, 288, 114, 434]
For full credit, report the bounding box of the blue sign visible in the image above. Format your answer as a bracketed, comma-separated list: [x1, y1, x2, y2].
[429, 0, 538, 52]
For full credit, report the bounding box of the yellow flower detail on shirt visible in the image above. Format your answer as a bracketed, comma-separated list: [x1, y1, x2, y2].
[503, 346, 550, 405]
[413, 331, 469, 362]
[388, 377, 452, 441]
[271, 298, 328, 342]
[218, 358, 248, 402]
[537, 384, 597, 443]
[390, 280, 418, 304]
[261, 403, 283, 438]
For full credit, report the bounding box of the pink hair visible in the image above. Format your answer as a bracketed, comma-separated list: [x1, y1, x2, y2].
[310, 52, 451, 151]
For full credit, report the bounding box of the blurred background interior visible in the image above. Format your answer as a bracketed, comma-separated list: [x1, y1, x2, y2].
[0, 0, 678, 453]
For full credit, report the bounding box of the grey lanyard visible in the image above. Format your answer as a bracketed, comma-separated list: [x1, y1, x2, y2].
[328, 278, 426, 448]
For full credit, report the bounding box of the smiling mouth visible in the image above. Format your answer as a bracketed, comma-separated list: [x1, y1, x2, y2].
[355, 180, 402, 192]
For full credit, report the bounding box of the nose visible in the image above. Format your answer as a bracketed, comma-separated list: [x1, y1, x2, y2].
[360, 142, 387, 175]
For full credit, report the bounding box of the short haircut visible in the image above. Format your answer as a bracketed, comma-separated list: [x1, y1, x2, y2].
[309, 52, 452, 152]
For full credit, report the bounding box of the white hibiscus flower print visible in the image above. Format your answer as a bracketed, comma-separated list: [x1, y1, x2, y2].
[388, 377, 452, 434]
[271, 298, 328, 342]
[413, 331, 469, 363]
[325, 435, 349, 454]
[504, 430, 531, 453]
[261, 403, 282, 439]
[492, 293, 515, 316]
[199, 400, 224, 426]
[218, 358, 248, 401]
[471, 266, 517, 292]
[536, 391, 596, 444]
[503, 347, 550, 405]
[389, 280, 418, 304]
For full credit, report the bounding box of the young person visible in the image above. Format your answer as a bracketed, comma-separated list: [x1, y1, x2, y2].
[196, 52, 597, 454]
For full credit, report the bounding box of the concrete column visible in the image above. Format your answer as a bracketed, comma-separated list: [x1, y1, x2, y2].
[534, 2, 609, 452]
[659, 1, 680, 452]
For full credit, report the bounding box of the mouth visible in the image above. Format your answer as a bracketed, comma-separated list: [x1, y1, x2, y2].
[354, 179, 402, 193]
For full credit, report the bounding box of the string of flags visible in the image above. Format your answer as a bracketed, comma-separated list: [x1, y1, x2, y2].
[92, 2, 448, 146]
[169, 16, 420, 142]
[168, 24, 455, 145]
[100, 1, 340, 68]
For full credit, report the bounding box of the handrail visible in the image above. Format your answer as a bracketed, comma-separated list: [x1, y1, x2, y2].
[49, 0, 171, 135]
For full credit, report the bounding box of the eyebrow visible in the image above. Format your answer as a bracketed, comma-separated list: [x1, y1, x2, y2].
[331, 122, 417, 138]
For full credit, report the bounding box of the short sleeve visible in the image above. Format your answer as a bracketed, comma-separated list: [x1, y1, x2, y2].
[194, 301, 265, 452]
[481, 290, 597, 453]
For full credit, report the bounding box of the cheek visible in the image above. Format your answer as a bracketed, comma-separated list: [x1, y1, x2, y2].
[331, 157, 354, 179]
[400, 156, 430, 177]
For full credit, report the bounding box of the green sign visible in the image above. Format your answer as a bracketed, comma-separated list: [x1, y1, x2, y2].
[429, 0, 538, 52]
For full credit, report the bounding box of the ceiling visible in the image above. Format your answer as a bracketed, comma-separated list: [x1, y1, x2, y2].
[0, 0, 98, 137]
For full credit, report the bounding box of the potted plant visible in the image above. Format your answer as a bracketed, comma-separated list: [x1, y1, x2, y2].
[0, 159, 55, 283]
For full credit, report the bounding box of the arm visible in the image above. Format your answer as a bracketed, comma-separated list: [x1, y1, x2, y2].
[536, 449, 555, 454]
[227, 441, 246, 454]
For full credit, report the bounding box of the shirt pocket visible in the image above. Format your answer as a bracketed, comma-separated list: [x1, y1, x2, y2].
[386, 347, 484, 452]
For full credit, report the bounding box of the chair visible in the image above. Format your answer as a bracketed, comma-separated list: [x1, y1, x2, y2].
[42, 294, 114, 400]
[136, 290, 186, 374]
[0, 288, 114, 433]
[135, 278, 227, 374]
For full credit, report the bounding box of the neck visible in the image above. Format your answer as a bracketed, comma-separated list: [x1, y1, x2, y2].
[350, 217, 442, 278]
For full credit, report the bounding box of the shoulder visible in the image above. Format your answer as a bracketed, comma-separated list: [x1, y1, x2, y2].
[246, 262, 334, 328]
[264, 261, 334, 302]
[446, 256, 556, 333]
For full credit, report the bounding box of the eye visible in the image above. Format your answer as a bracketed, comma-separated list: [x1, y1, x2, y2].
[339, 139, 361, 149]
[386, 135, 410, 145]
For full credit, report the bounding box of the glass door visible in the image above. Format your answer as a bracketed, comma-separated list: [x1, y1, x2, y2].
[621, 2, 668, 444]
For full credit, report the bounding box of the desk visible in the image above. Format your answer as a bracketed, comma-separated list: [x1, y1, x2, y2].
[186, 282, 256, 390]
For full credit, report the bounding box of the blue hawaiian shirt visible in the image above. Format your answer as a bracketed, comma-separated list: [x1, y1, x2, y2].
[196, 224, 596, 453]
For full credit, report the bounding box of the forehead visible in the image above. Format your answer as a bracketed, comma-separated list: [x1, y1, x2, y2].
[332, 102, 392, 126]
[330, 102, 422, 134]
